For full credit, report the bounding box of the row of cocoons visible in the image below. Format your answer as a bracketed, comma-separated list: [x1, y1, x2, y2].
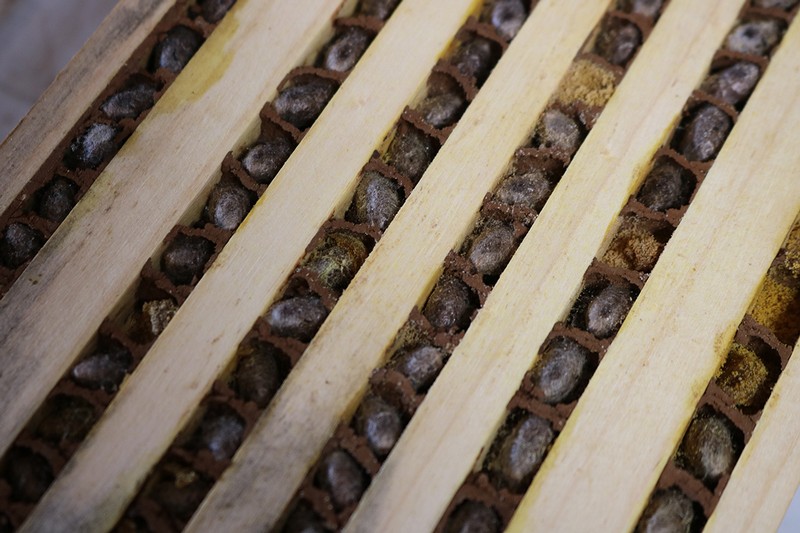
[2, 0, 797, 531]
[0, 0, 405, 530]
[280, 0, 672, 530]
[436, 3, 797, 533]
[0, 0, 241, 296]
[639, 223, 800, 533]
[117, 1, 529, 529]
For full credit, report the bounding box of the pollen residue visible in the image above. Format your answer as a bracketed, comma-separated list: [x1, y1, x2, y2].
[552, 59, 617, 108]
[715, 342, 768, 407]
[783, 222, 800, 278]
[750, 268, 800, 345]
[602, 218, 663, 272]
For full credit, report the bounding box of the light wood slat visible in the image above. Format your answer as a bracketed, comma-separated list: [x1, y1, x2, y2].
[0, 0, 341, 459]
[345, 2, 746, 532]
[20, 1, 479, 531]
[0, 0, 176, 215]
[187, 1, 614, 531]
[507, 17, 800, 533]
[704, 339, 800, 533]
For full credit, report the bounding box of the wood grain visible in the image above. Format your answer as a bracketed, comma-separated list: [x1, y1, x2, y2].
[19, 1, 480, 531]
[507, 14, 800, 533]
[343, 2, 750, 532]
[186, 1, 613, 531]
[0, 0, 341, 465]
[0, 0, 176, 216]
[704, 338, 800, 533]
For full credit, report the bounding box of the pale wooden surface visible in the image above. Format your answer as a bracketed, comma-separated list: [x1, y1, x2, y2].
[187, 1, 613, 531]
[20, 1, 480, 531]
[507, 16, 800, 533]
[0, 0, 176, 216]
[0, 0, 341, 464]
[344, 2, 746, 531]
[705, 339, 800, 533]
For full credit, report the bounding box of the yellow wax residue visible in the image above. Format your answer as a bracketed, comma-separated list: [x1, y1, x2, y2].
[553, 59, 617, 109]
[750, 273, 800, 345]
[715, 342, 768, 407]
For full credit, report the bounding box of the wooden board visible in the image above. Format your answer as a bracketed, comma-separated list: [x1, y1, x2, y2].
[507, 15, 800, 532]
[0, 0, 177, 215]
[704, 339, 800, 533]
[0, 0, 342, 458]
[19, 1, 480, 531]
[341, 1, 747, 531]
[185, 1, 617, 531]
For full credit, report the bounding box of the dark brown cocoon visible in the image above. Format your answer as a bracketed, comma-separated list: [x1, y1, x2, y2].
[445, 501, 501, 533]
[451, 37, 498, 84]
[677, 104, 732, 162]
[636, 489, 695, 533]
[680, 415, 735, 482]
[701, 62, 760, 107]
[71, 344, 132, 392]
[395, 344, 445, 391]
[283, 503, 327, 533]
[201, 0, 236, 23]
[205, 182, 252, 230]
[489, 414, 553, 491]
[5, 447, 53, 502]
[66, 122, 119, 169]
[315, 450, 366, 509]
[725, 19, 782, 56]
[495, 168, 553, 211]
[234, 342, 281, 408]
[319, 27, 371, 73]
[583, 284, 633, 339]
[37, 395, 97, 443]
[356, 395, 403, 457]
[0, 222, 43, 268]
[356, 0, 400, 20]
[101, 82, 158, 120]
[533, 337, 591, 404]
[594, 19, 642, 66]
[37, 177, 78, 222]
[636, 160, 693, 212]
[384, 127, 436, 182]
[620, 0, 664, 18]
[754, 0, 799, 8]
[152, 26, 202, 73]
[534, 109, 583, 157]
[266, 295, 328, 341]
[416, 92, 465, 129]
[160, 234, 214, 286]
[467, 220, 515, 276]
[351, 170, 403, 230]
[199, 407, 245, 461]
[422, 275, 474, 331]
[273, 78, 337, 130]
[487, 0, 527, 41]
[241, 137, 295, 184]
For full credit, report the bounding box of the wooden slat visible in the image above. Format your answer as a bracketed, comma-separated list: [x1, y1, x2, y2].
[704, 340, 800, 533]
[344, 2, 747, 532]
[507, 16, 800, 533]
[0, 0, 176, 215]
[187, 1, 614, 531]
[0, 0, 341, 458]
[20, 2, 479, 531]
